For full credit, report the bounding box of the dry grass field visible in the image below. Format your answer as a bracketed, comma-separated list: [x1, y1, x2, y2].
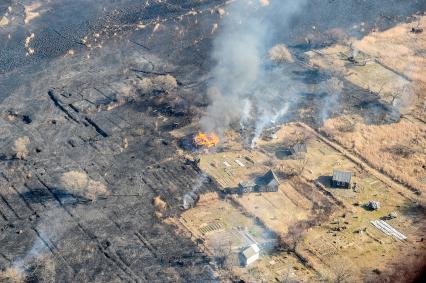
[306, 15, 426, 120]
[183, 122, 426, 281]
[321, 116, 426, 193]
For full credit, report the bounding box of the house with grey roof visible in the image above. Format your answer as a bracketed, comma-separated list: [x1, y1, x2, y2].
[331, 169, 352, 189]
[255, 170, 279, 192]
[238, 170, 280, 194]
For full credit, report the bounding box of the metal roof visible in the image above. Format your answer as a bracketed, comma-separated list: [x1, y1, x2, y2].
[239, 180, 256, 187]
[332, 170, 352, 183]
[242, 244, 260, 259]
[292, 143, 307, 154]
[255, 170, 279, 186]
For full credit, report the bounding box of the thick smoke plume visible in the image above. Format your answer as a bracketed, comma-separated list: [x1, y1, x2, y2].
[201, 0, 308, 146]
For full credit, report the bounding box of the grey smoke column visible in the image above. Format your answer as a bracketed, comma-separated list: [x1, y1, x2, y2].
[201, 0, 308, 137]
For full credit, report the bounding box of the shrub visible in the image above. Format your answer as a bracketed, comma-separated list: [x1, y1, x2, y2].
[136, 75, 177, 94]
[12, 136, 30, 160]
[0, 267, 24, 283]
[268, 44, 294, 63]
[60, 171, 108, 201]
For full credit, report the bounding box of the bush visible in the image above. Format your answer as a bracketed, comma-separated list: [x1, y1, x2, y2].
[27, 256, 56, 283]
[387, 144, 415, 158]
[152, 75, 177, 92]
[0, 267, 24, 283]
[12, 136, 30, 160]
[138, 78, 154, 93]
[268, 44, 294, 63]
[60, 171, 109, 201]
[136, 75, 177, 94]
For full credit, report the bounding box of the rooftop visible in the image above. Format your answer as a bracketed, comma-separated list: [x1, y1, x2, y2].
[332, 170, 352, 183]
[255, 170, 279, 186]
[242, 244, 260, 259]
[292, 143, 307, 154]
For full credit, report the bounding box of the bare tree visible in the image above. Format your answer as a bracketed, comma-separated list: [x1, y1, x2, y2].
[294, 157, 308, 176]
[283, 222, 307, 252]
[330, 257, 354, 283]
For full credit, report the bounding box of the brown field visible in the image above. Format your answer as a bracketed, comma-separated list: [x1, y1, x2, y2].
[177, 193, 318, 282]
[306, 15, 426, 120]
[182, 122, 426, 282]
[321, 116, 426, 193]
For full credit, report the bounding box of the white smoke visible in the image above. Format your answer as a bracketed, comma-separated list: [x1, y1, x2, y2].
[12, 207, 69, 275]
[251, 102, 289, 148]
[183, 173, 208, 209]
[201, 0, 308, 142]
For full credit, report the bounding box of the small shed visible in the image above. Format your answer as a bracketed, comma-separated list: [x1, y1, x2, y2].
[256, 170, 279, 192]
[238, 181, 256, 193]
[242, 244, 260, 266]
[291, 143, 307, 155]
[332, 170, 352, 189]
[276, 143, 307, 160]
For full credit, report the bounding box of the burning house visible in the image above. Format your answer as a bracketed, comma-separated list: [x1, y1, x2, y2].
[238, 169, 279, 194]
[193, 132, 219, 149]
[331, 169, 352, 189]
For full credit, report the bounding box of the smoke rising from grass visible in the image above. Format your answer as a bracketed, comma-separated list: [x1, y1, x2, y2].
[11, 208, 69, 279]
[183, 173, 208, 210]
[200, 0, 308, 144]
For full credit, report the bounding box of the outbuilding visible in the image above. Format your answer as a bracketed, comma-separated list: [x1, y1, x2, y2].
[290, 143, 307, 156]
[255, 170, 279, 192]
[238, 181, 256, 193]
[332, 169, 352, 189]
[242, 244, 260, 266]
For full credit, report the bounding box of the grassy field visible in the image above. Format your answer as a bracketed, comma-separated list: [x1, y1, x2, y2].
[182, 122, 425, 281]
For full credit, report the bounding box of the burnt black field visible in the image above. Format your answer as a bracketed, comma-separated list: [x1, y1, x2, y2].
[0, 0, 425, 282]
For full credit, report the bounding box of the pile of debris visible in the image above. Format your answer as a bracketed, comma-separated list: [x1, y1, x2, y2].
[365, 201, 380, 211]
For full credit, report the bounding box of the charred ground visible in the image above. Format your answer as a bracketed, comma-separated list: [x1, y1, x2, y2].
[0, 0, 425, 282]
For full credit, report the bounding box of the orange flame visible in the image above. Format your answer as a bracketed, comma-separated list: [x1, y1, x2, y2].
[194, 132, 219, 148]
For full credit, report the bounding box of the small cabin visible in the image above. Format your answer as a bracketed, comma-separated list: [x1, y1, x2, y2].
[276, 143, 307, 160]
[332, 170, 352, 189]
[255, 170, 279, 192]
[290, 143, 307, 156]
[238, 181, 256, 194]
[237, 170, 280, 194]
[242, 244, 260, 266]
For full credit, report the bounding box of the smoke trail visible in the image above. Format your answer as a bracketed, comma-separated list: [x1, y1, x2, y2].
[183, 173, 208, 209]
[11, 207, 69, 276]
[200, 0, 308, 143]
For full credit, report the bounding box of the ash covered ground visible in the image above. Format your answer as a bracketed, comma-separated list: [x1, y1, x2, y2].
[0, 0, 425, 282]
